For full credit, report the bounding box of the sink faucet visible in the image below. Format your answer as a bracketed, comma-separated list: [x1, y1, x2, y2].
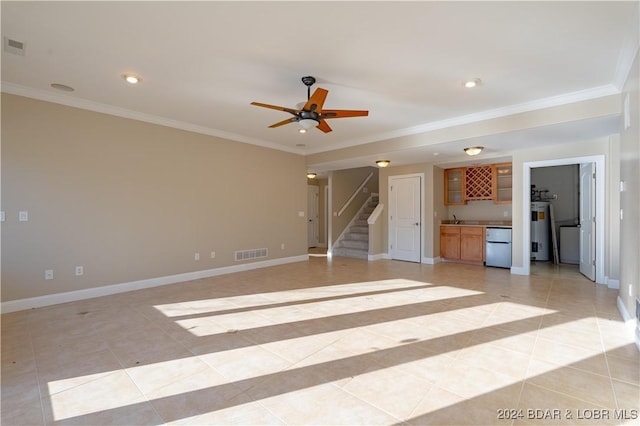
[453, 214, 460, 224]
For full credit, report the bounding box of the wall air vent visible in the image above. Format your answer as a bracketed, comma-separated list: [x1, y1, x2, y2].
[4, 37, 26, 56]
[235, 248, 268, 262]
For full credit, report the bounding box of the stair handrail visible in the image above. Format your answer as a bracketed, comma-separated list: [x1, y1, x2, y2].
[337, 171, 374, 217]
[367, 203, 384, 225]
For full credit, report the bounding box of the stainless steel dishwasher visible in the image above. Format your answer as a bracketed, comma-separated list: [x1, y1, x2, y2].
[485, 227, 512, 268]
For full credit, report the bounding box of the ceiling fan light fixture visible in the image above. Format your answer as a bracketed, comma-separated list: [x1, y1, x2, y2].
[464, 146, 484, 156]
[376, 160, 390, 167]
[306, 172, 317, 179]
[298, 118, 317, 132]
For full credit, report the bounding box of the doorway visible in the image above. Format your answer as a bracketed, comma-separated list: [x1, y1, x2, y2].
[523, 155, 604, 283]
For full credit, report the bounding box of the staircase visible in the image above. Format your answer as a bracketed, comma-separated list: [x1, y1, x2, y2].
[332, 195, 379, 260]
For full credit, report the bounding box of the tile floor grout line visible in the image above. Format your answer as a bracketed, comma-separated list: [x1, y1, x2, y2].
[27, 313, 48, 426]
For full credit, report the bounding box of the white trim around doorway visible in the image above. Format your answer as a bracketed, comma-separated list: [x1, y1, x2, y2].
[519, 155, 606, 284]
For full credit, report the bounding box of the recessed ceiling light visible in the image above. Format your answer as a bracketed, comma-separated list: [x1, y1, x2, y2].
[122, 74, 141, 84]
[464, 78, 482, 88]
[376, 160, 390, 167]
[50, 83, 74, 92]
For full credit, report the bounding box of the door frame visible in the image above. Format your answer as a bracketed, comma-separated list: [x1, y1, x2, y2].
[388, 173, 424, 262]
[307, 185, 319, 248]
[521, 155, 605, 284]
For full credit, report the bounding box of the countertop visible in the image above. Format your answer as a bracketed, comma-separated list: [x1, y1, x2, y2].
[440, 220, 512, 228]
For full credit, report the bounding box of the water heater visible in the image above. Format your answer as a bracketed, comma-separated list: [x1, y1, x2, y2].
[531, 202, 551, 261]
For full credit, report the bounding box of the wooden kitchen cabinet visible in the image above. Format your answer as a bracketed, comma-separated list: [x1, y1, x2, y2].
[440, 226, 461, 259]
[444, 168, 465, 205]
[460, 226, 484, 262]
[465, 165, 493, 201]
[440, 226, 484, 264]
[444, 163, 512, 205]
[493, 163, 512, 204]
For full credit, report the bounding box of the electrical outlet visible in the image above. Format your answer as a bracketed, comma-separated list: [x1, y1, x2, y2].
[194, 252, 200, 261]
[211, 251, 216, 259]
[19, 211, 28, 222]
[503, 211, 509, 217]
[75, 266, 84, 276]
[45, 269, 53, 280]
[0, 211, 5, 222]
[281, 243, 285, 250]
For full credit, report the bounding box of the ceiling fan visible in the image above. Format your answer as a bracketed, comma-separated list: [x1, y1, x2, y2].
[251, 76, 368, 133]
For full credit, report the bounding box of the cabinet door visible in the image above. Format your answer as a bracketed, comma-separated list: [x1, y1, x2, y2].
[460, 227, 484, 261]
[440, 226, 461, 259]
[444, 169, 465, 205]
[493, 163, 512, 204]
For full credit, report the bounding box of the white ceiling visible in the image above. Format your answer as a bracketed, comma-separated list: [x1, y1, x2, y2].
[1, 1, 638, 171]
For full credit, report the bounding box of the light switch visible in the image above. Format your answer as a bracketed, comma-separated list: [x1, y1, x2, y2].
[19, 211, 28, 221]
[0, 211, 5, 222]
[298, 211, 305, 217]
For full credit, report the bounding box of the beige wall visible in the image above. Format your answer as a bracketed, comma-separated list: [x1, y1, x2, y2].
[1, 94, 307, 303]
[619, 48, 640, 326]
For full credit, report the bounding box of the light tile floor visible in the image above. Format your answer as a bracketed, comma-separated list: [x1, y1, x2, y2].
[2, 257, 638, 425]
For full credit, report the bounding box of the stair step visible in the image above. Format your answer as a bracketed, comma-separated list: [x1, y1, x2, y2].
[340, 240, 368, 249]
[350, 225, 368, 233]
[345, 232, 368, 241]
[333, 247, 368, 259]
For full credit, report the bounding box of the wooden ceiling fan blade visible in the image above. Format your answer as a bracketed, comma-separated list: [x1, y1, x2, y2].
[303, 88, 328, 112]
[321, 109, 369, 119]
[268, 117, 297, 128]
[316, 120, 332, 133]
[251, 102, 300, 115]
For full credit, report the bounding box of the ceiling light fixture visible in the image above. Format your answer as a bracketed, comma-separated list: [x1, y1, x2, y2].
[464, 146, 484, 156]
[298, 119, 317, 133]
[464, 78, 481, 88]
[376, 160, 390, 167]
[306, 173, 317, 179]
[122, 74, 141, 84]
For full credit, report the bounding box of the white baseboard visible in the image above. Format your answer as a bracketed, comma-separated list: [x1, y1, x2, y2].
[616, 295, 640, 351]
[368, 253, 386, 261]
[1, 255, 309, 314]
[422, 257, 440, 265]
[617, 295, 633, 323]
[606, 277, 620, 289]
[510, 266, 528, 275]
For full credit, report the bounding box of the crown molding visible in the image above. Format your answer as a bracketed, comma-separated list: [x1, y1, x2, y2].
[305, 84, 620, 155]
[2, 81, 620, 158]
[0, 82, 302, 155]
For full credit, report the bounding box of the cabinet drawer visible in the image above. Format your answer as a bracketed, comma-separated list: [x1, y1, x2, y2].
[460, 226, 483, 236]
[440, 226, 461, 236]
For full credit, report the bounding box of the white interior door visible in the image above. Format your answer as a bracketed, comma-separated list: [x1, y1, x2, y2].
[307, 185, 319, 248]
[389, 175, 421, 262]
[579, 163, 596, 281]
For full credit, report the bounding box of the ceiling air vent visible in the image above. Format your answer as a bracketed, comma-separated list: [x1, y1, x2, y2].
[4, 37, 26, 56]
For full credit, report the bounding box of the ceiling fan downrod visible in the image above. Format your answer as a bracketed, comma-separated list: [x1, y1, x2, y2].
[301, 76, 316, 101]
